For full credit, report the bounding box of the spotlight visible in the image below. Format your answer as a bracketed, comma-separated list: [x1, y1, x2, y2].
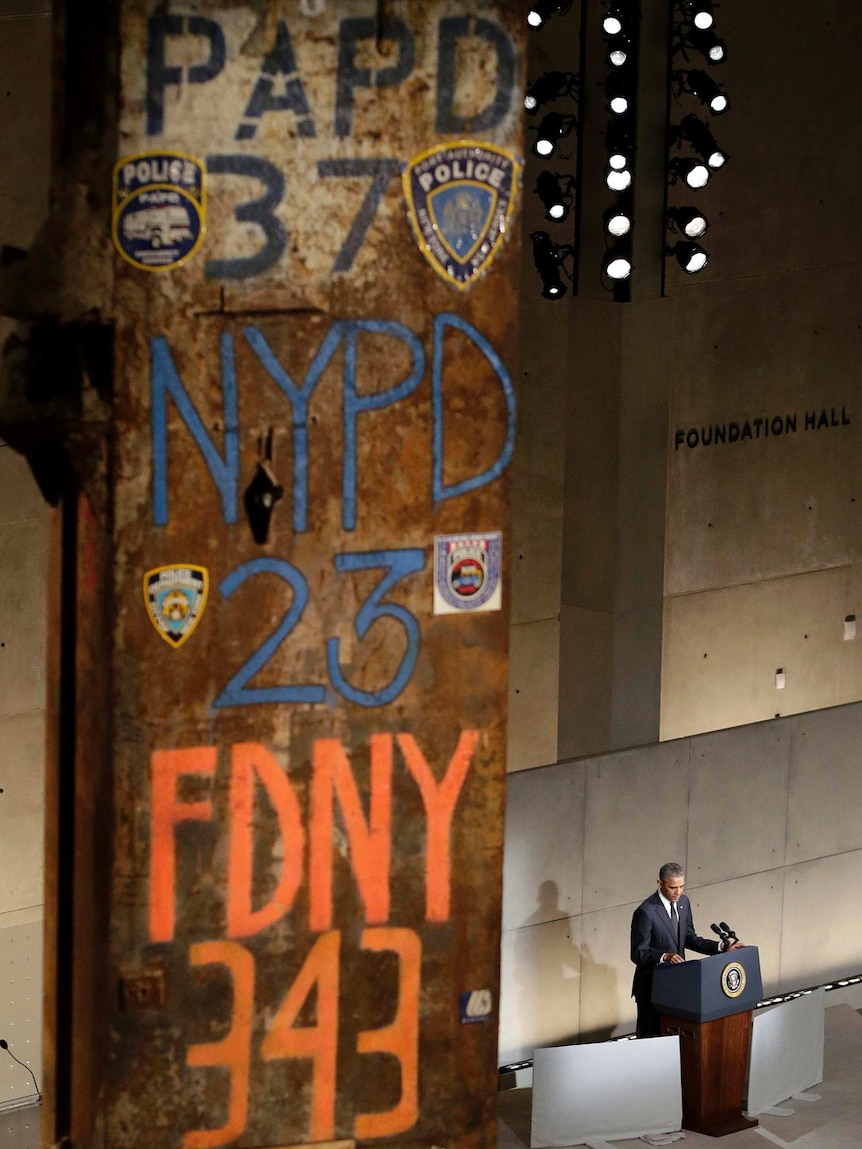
[690, 0, 714, 30]
[606, 166, 632, 191]
[675, 113, 727, 169]
[604, 248, 632, 280]
[686, 28, 726, 63]
[669, 156, 710, 188]
[607, 37, 630, 67]
[528, 0, 573, 29]
[605, 118, 634, 169]
[531, 231, 572, 299]
[602, 0, 638, 36]
[605, 74, 631, 115]
[667, 206, 709, 239]
[605, 206, 632, 237]
[534, 171, 576, 222]
[675, 68, 729, 113]
[524, 71, 580, 113]
[532, 112, 577, 157]
[668, 240, 709, 273]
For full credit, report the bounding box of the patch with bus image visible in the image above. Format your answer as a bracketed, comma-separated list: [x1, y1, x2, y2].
[403, 141, 522, 290]
[144, 565, 209, 647]
[433, 532, 502, 614]
[113, 151, 205, 271]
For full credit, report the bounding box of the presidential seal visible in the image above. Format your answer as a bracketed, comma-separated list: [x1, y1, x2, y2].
[433, 532, 502, 614]
[720, 960, 747, 999]
[144, 565, 209, 648]
[403, 141, 522, 291]
[113, 151, 205, 272]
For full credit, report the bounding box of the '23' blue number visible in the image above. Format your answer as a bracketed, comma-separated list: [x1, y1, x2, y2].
[213, 549, 424, 709]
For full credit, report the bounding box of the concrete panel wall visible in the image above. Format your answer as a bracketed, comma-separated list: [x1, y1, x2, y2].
[500, 702, 862, 1063]
[0, 0, 52, 1106]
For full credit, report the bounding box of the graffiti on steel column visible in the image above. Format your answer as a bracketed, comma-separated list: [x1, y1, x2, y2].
[137, 12, 520, 279]
[147, 315, 515, 708]
[148, 732, 477, 1145]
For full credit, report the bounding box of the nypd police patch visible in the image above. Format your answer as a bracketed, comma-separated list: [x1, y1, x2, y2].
[143, 564, 209, 648]
[403, 141, 522, 291]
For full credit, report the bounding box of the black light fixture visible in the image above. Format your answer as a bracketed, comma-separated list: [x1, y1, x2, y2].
[535, 171, 577, 221]
[532, 112, 577, 157]
[690, 0, 714, 31]
[674, 113, 727, 169]
[604, 201, 632, 238]
[668, 155, 710, 189]
[602, 0, 638, 36]
[531, 231, 573, 299]
[684, 27, 726, 63]
[524, 70, 579, 113]
[667, 206, 709, 239]
[607, 35, 631, 67]
[603, 245, 632, 281]
[674, 68, 729, 113]
[605, 73, 631, 115]
[527, 0, 573, 29]
[668, 240, 709, 273]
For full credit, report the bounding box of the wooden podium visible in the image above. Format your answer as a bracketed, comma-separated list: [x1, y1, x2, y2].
[652, 947, 763, 1137]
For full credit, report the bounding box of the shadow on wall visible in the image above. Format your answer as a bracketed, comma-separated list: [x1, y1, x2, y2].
[513, 881, 620, 1050]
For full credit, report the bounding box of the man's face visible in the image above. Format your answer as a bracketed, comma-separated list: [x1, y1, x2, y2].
[658, 874, 685, 902]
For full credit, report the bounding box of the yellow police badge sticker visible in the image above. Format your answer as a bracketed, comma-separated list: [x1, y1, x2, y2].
[403, 141, 522, 291]
[113, 151, 205, 272]
[720, 960, 747, 999]
[144, 565, 209, 648]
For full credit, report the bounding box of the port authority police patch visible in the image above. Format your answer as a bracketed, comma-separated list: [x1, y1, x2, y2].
[144, 565, 209, 648]
[720, 961, 747, 999]
[113, 151, 205, 272]
[403, 141, 522, 291]
[433, 532, 503, 614]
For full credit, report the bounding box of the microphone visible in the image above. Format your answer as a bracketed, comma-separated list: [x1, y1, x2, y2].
[710, 922, 730, 944]
[0, 1038, 41, 1100]
[720, 921, 739, 944]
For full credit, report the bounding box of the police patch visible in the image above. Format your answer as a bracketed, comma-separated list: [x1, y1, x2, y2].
[144, 565, 209, 648]
[113, 151, 205, 272]
[403, 141, 522, 291]
[433, 532, 502, 614]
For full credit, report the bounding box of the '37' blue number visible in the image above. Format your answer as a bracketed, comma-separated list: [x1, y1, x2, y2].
[212, 549, 425, 709]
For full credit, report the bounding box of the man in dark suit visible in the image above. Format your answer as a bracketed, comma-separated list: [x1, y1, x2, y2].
[630, 861, 743, 1038]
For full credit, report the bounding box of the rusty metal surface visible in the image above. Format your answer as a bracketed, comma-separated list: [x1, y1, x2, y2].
[63, 3, 524, 1146]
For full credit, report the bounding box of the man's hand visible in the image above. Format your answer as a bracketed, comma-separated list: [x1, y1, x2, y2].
[664, 953, 684, 964]
[727, 940, 744, 951]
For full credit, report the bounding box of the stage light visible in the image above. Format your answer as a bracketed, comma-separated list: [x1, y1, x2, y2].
[602, 1, 637, 36]
[527, 0, 573, 29]
[608, 40, 629, 66]
[669, 156, 710, 188]
[675, 113, 727, 169]
[691, 0, 714, 30]
[535, 171, 576, 221]
[606, 167, 632, 191]
[605, 208, 631, 237]
[668, 240, 709, 273]
[667, 206, 709, 238]
[686, 28, 726, 63]
[675, 68, 729, 113]
[605, 74, 631, 115]
[524, 71, 579, 113]
[532, 112, 576, 157]
[604, 249, 632, 280]
[531, 231, 572, 299]
[605, 118, 633, 169]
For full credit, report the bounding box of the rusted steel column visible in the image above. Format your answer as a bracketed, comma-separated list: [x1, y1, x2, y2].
[52, 3, 525, 1147]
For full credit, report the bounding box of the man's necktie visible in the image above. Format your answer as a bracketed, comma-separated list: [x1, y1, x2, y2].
[671, 902, 680, 950]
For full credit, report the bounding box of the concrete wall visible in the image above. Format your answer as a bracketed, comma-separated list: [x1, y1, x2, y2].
[0, 0, 51, 1106]
[499, 701, 862, 1063]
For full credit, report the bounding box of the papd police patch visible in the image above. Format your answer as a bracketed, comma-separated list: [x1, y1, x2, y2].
[434, 532, 503, 615]
[144, 565, 209, 648]
[403, 141, 522, 291]
[113, 151, 205, 272]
